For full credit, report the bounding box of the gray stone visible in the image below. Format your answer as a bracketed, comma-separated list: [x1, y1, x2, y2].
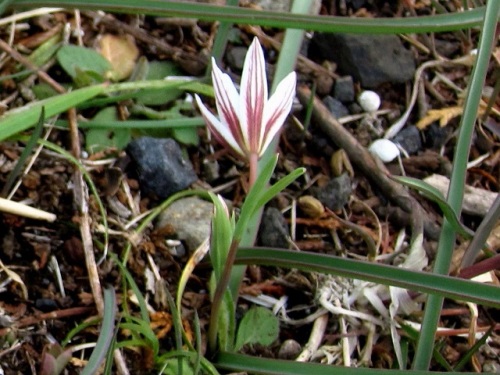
[226, 46, 247, 71]
[156, 197, 213, 253]
[393, 125, 422, 154]
[333, 76, 355, 103]
[323, 96, 350, 119]
[126, 137, 197, 199]
[258, 207, 289, 249]
[278, 339, 301, 360]
[309, 33, 415, 88]
[313, 173, 352, 211]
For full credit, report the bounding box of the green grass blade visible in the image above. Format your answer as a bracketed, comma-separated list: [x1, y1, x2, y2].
[215, 352, 479, 375]
[0, 84, 105, 141]
[234, 247, 500, 307]
[81, 287, 116, 375]
[55, 117, 205, 129]
[413, 0, 500, 369]
[2, 107, 45, 196]
[392, 175, 473, 239]
[10, 1, 494, 34]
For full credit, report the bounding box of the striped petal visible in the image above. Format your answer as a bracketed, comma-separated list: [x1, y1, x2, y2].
[260, 71, 297, 155]
[240, 38, 268, 155]
[211, 58, 247, 155]
[195, 94, 245, 156]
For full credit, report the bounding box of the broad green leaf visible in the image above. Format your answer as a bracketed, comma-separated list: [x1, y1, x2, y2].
[234, 306, 279, 352]
[73, 67, 107, 87]
[32, 82, 59, 100]
[57, 45, 111, 81]
[392, 175, 474, 239]
[170, 127, 199, 146]
[136, 60, 184, 105]
[85, 107, 131, 153]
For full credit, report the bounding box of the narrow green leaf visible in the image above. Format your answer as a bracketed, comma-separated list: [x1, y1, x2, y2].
[217, 292, 235, 352]
[56, 117, 205, 129]
[209, 192, 234, 280]
[11, 1, 493, 34]
[0, 84, 106, 141]
[81, 287, 116, 375]
[234, 247, 500, 307]
[215, 352, 480, 375]
[392, 175, 474, 239]
[233, 155, 278, 241]
[109, 253, 151, 324]
[2, 107, 45, 196]
[453, 327, 492, 371]
[253, 167, 305, 215]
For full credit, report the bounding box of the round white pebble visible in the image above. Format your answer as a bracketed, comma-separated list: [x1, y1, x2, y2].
[369, 139, 400, 163]
[358, 90, 381, 112]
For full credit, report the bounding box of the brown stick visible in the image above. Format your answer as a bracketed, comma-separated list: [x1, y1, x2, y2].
[0, 307, 94, 336]
[83, 11, 207, 75]
[296, 85, 440, 240]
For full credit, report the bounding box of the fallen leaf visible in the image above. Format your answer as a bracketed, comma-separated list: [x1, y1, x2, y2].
[99, 34, 139, 81]
[416, 106, 463, 130]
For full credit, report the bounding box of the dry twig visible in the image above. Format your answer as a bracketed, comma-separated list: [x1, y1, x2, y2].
[296, 85, 440, 240]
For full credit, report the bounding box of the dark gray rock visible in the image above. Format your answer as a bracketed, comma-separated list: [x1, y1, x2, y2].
[258, 207, 289, 249]
[313, 173, 352, 211]
[393, 125, 422, 154]
[309, 33, 415, 88]
[424, 123, 450, 150]
[348, 0, 367, 10]
[226, 46, 247, 71]
[126, 137, 197, 199]
[348, 102, 363, 115]
[323, 96, 350, 119]
[333, 76, 355, 103]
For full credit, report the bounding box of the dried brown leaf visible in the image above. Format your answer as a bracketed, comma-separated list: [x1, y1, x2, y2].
[99, 34, 139, 81]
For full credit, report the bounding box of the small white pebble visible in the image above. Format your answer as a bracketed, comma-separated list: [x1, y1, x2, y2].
[358, 90, 381, 112]
[369, 139, 400, 163]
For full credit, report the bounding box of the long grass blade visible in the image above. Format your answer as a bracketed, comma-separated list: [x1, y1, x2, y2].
[234, 247, 500, 307]
[10, 1, 493, 33]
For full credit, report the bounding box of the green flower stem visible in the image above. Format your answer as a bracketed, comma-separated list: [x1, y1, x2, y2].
[249, 152, 259, 188]
[412, 1, 500, 369]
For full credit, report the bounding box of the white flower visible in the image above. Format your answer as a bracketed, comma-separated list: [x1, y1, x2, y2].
[195, 38, 296, 159]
